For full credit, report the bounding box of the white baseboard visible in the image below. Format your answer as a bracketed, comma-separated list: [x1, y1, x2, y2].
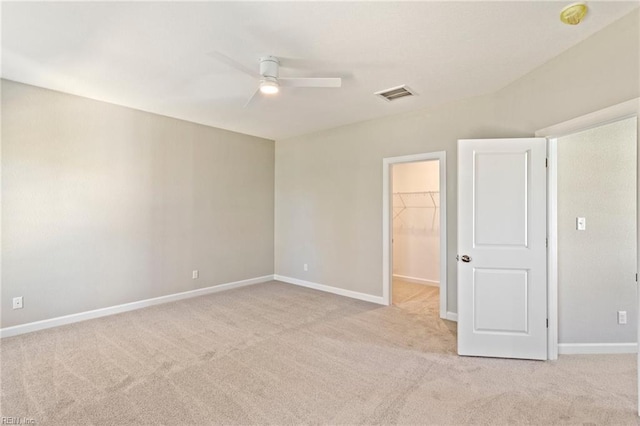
[558, 342, 638, 355]
[445, 311, 458, 322]
[393, 274, 439, 287]
[0, 275, 275, 339]
[274, 275, 385, 305]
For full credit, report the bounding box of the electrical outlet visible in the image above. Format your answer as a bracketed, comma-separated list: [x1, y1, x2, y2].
[12, 297, 23, 310]
[303, 263, 308, 272]
[192, 270, 199, 279]
[618, 311, 627, 325]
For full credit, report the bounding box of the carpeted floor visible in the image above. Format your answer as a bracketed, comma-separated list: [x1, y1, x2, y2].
[0, 280, 636, 425]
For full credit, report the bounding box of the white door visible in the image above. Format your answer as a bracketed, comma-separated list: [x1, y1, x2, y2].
[458, 138, 547, 360]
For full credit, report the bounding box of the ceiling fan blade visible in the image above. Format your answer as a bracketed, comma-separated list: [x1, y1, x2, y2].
[279, 77, 342, 88]
[243, 87, 261, 108]
[208, 51, 260, 79]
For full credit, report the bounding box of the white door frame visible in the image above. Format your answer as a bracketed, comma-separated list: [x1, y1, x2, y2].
[535, 98, 640, 363]
[382, 151, 447, 318]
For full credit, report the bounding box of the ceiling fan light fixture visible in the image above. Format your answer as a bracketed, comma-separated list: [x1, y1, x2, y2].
[209, 53, 342, 106]
[259, 78, 279, 95]
[560, 2, 588, 25]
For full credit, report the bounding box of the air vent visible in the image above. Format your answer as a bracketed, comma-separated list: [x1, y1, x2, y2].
[375, 85, 417, 102]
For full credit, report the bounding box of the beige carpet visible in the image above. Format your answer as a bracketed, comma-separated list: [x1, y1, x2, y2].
[0, 280, 636, 425]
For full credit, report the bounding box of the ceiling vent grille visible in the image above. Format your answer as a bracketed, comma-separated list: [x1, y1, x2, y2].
[375, 85, 416, 102]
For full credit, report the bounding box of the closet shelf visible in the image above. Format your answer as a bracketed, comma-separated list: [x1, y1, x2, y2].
[392, 191, 439, 219]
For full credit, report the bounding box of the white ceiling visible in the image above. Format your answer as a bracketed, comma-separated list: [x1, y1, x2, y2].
[2, 1, 638, 140]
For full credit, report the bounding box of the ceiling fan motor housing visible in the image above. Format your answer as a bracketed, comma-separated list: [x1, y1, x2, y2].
[260, 56, 280, 79]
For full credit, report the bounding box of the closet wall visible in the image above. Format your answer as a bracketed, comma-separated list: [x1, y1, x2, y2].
[392, 161, 440, 285]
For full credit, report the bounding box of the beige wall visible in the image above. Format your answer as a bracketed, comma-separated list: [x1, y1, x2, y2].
[2, 80, 275, 328]
[392, 161, 440, 284]
[275, 95, 494, 299]
[274, 7, 639, 335]
[558, 117, 637, 344]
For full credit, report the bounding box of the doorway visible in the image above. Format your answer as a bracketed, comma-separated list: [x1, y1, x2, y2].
[537, 97, 639, 361]
[546, 115, 638, 359]
[382, 152, 447, 318]
[392, 160, 441, 314]
[557, 117, 637, 351]
[455, 99, 639, 362]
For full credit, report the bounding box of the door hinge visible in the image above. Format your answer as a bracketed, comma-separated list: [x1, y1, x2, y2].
[545, 158, 548, 168]
[636, 273, 638, 282]
[546, 319, 549, 328]
[546, 238, 548, 248]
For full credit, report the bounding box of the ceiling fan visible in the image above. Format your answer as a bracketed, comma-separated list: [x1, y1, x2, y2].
[209, 52, 342, 107]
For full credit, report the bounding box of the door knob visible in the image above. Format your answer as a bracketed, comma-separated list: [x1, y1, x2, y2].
[461, 255, 471, 263]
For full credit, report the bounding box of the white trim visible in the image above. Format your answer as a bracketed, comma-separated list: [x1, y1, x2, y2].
[558, 343, 638, 355]
[382, 151, 447, 320]
[445, 312, 458, 322]
[0, 275, 275, 338]
[547, 138, 559, 361]
[392, 274, 439, 287]
[274, 275, 385, 305]
[535, 98, 640, 139]
[536, 98, 640, 365]
[382, 158, 392, 305]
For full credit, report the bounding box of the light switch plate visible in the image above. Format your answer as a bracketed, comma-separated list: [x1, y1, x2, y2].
[576, 217, 586, 231]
